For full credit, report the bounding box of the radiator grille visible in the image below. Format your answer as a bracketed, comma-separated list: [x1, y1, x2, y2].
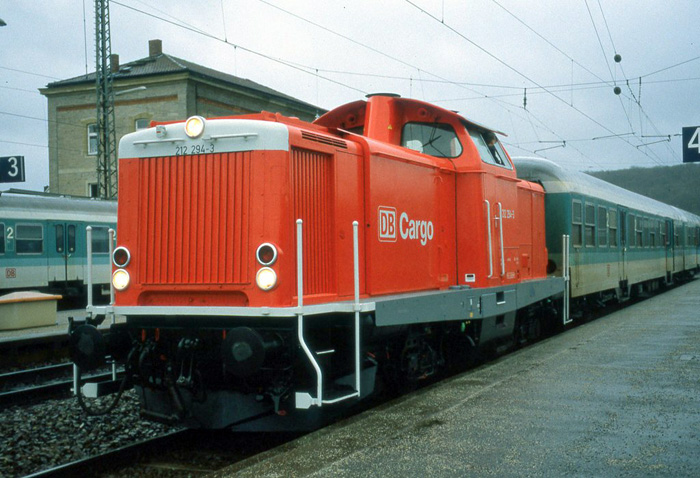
[292, 148, 335, 295]
[301, 131, 348, 149]
[138, 152, 251, 285]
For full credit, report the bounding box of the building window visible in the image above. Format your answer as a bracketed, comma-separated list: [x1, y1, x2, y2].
[88, 123, 98, 155]
[135, 118, 150, 131]
[16, 224, 43, 254]
[88, 183, 99, 198]
[585, 203, 596, 247]
[572, 200, 583, 247]
[608, 208, 618, 247]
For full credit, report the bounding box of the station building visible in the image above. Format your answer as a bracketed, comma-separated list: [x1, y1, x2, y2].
[39, 39, 322, 197]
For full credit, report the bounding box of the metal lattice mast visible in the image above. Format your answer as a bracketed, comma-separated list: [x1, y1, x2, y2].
[95, 0, 117, 199]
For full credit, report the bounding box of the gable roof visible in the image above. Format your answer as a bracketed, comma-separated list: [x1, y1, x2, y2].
[45, 52, 321, 111]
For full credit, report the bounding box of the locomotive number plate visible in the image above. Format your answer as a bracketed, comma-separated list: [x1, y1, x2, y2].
[174, 143, 215, 156]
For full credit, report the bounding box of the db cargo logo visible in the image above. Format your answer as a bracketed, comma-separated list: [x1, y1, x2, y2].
[378, 206, 434, 246]
[378, 207, 397, 242]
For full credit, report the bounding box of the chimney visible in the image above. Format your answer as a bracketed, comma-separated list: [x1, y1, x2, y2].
[110, 54, 119, 73]
[149, 39, 162, 57]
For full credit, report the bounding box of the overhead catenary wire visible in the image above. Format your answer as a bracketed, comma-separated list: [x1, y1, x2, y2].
[402, 0, 668, 167]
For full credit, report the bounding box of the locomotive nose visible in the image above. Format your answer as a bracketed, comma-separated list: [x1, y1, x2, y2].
[221, 327, 282, 377]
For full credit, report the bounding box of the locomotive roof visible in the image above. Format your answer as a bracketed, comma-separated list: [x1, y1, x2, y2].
[0, 191, 117, 222]
[315, 96, 505, 135]
[513, 157, 700, 224]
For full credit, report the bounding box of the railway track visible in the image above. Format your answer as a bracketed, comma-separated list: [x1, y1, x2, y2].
[23, 429, 190, 478]
[0, 362, 123, 408]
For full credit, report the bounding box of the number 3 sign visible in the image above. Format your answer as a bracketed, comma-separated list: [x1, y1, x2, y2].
[0, 156, 26, 183]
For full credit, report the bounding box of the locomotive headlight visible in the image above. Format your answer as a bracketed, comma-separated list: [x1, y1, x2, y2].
[184, 116, 205, 138]
[255, 267, 277, 291]
[256, 243, 278, 266]
[112, 269, 130, 291]
[112, 246, 131, 267]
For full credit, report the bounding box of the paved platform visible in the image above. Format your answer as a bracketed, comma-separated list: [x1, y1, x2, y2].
[213, 280, 700, 477]
[0, 308, 122, 342]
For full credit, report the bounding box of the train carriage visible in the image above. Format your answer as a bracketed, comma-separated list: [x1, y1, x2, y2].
[514, 157, 700, 301]
[0, 191, 117, 298]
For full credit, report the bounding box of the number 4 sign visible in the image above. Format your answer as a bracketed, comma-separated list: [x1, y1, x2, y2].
[0, 156, 26, 183]
[682, 127, 700, 163]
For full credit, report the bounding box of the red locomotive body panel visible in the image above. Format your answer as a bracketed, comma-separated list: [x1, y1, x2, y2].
[113, 95, 548, 309]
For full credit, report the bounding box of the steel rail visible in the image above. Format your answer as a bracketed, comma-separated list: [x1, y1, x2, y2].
[23, 429, 189, 478]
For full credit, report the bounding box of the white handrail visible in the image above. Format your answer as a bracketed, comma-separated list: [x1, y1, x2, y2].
[295, 220, 323, 408]
[485, 200, 493, 278]
[86, 226, 93, 308]
[352, 221, 361, 396]
[563, 234, 572, 325]
[497, 202, 505, 276]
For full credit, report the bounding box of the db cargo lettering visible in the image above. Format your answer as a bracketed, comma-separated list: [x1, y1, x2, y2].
[400, 212, 434, 246]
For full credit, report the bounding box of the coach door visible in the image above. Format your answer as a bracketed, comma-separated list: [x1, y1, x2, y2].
[665, 220, 674, 282]
[619, 208, 628, 286]
[51, 223, 77, 286]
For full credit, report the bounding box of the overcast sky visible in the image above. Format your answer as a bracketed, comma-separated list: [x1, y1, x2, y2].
[1, 0, 699, 192]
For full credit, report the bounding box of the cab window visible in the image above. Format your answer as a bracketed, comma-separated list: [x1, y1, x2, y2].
[16, 224, 43, 254]
[401, 122, 463, 158]
[468, 130, 512, 169]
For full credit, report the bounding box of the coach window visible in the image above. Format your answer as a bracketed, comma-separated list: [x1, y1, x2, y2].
[55, 225, 64, 253]
[597, 206, 608, 247]
[585, 203, 596, 247]
[16, 224, 43, 254]
[91, 226, 110, 254]
[660, 223, 667, 246]
[608, 208, 618, 247]
[674, 227, 679, 248]
[635, 217, 643, 247]
[87, 124, 98, 156]
[401, 122, 462, 158]
[0, 224, 5, 254]
[468, 130, 513, 170]
[572, 200, 583, 247]
[650, 221, 657, 247]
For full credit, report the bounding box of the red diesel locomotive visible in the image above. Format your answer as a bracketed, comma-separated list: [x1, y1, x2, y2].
[71, 94, 564, 430]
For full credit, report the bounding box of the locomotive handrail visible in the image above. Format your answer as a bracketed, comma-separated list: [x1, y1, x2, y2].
[295, 219, 361, 409]
[87, 226, 93, 309]
[485, 200, 494, 278]
[497, 202, 506, 276]
[562, 234, 572, 325]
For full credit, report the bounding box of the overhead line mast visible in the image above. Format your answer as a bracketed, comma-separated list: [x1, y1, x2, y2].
[95, 0, 117, 199]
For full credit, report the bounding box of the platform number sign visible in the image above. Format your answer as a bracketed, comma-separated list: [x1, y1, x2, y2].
[682, 127, 700, 163]
[0, 156, 26, 183]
